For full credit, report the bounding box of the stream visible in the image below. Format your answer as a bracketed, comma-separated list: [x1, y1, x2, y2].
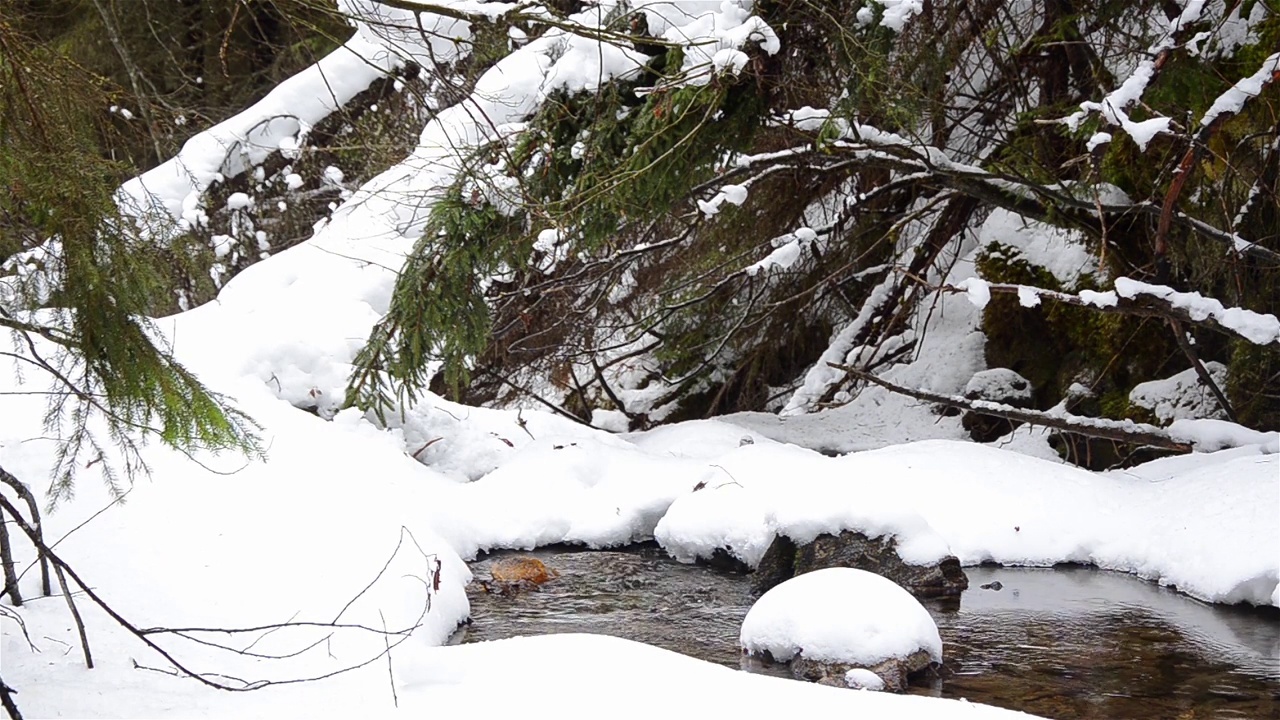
[453, 545, 1279, 719]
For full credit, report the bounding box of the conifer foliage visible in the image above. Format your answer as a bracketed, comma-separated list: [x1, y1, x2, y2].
[348, 1, 1279, 437]
[1, 8, 261, 503]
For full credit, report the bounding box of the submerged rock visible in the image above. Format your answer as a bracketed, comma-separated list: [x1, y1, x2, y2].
[481, 555, 561, 595]
[794, 650, 934, 691]
[752, 530, 968, 598]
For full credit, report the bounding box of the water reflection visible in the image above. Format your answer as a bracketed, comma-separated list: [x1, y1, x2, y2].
[456, 547, 1279, 719]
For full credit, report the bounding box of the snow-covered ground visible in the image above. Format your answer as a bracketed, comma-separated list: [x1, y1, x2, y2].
[3, 2, 1279, 717]
[2, 257, 1275, 717]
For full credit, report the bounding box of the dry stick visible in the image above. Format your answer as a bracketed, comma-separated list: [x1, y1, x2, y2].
[0, 495, 91, 667]
[0, 509, 20, 607]
[51, 561, 92, 669]
[0, 493, 237, 690]
[830, 363, 1194, 452]
[0, 468, 50, 596]
[0, 495, 429, 692]
[1169, 318, 1238, 423]
[380, 610, 398, 709]
[0, 673, 23, 720]
[1154, 62, 1280, 265]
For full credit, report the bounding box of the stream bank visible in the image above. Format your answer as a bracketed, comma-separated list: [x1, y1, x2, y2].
[453, 545, 1279, 719]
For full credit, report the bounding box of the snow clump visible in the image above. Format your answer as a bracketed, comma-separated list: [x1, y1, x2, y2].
[740, 567, 943, 667]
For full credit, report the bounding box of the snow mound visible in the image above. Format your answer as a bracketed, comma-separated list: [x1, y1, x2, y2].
[740, 568, 943, 666]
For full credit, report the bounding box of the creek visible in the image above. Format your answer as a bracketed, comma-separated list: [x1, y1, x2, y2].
[453, 545, 1279, 719]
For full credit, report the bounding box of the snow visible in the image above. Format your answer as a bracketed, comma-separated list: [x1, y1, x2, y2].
[1167, 419, 1279, 452]
[740, 568, 943, 666]
[1016, 285, 1041, 307]
[846, 668, 888, 691]
[4, 1, 1279, 716]
[868, 1, 924, 32]
[116, 33, 414, 238]
[964, 368, 1033, 404]
[1079, 289, 1118, 307]
[977, 208, 1099, 286]
[643, 438, 1280, 606]
[225, 191, 254, 210]
[956, 277, 991, 309]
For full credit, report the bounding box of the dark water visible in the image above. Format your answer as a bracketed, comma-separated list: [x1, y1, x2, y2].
[454, 546, 1280, 719]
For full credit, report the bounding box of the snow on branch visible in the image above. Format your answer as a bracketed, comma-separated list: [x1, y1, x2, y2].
[939, 277, 1280, 347]
[1061, 0, 1224, 150]
[1200, 51, 1280, 127]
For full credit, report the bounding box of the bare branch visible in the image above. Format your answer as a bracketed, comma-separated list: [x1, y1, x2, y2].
[829, 363, 1193, 452]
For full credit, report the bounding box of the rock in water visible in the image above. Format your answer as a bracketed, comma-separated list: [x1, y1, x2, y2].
[752, 530, 967, 598]
[740, 567, 943, 692]
[483, 556, 561, 594]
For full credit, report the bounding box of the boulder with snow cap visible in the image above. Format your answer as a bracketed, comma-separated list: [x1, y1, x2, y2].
[740, 568, 943, 692]
[962, 368, 1034, 442]
[752, 530, 968, 598]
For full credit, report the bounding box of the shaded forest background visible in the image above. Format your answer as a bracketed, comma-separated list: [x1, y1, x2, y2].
[3, 1, 1278, 472]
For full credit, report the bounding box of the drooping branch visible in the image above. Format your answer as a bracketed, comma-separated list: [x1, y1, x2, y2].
[1155, 52, 1280, 264]
[830, 363, 1194, 452]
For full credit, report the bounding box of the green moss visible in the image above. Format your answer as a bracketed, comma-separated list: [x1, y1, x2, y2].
[976, 242, 1179, 415]
[1228, 341, 1280, 430]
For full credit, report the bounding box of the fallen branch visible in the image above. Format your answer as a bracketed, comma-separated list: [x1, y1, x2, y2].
[0, 468, 50, 597]
[0, 673, 22, 720]
[829, 363, 1193, 452]
[1168, 318, 1237, 423]
[0, 496, 92, 668]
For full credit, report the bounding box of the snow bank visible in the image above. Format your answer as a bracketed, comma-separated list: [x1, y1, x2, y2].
[8, 628, 1046, 718]
[651, 439, 1279, 607]
[740, 568, 943, 666]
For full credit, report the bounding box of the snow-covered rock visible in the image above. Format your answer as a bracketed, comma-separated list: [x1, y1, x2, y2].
[1129, 363, 1228, 423]
[741, 568, 943, 691]
[962, 368, 1036, 442]
[964, 368, 1034, 406]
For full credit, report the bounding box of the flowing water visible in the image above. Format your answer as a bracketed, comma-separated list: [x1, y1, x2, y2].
[454, 545, 1280, 719]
